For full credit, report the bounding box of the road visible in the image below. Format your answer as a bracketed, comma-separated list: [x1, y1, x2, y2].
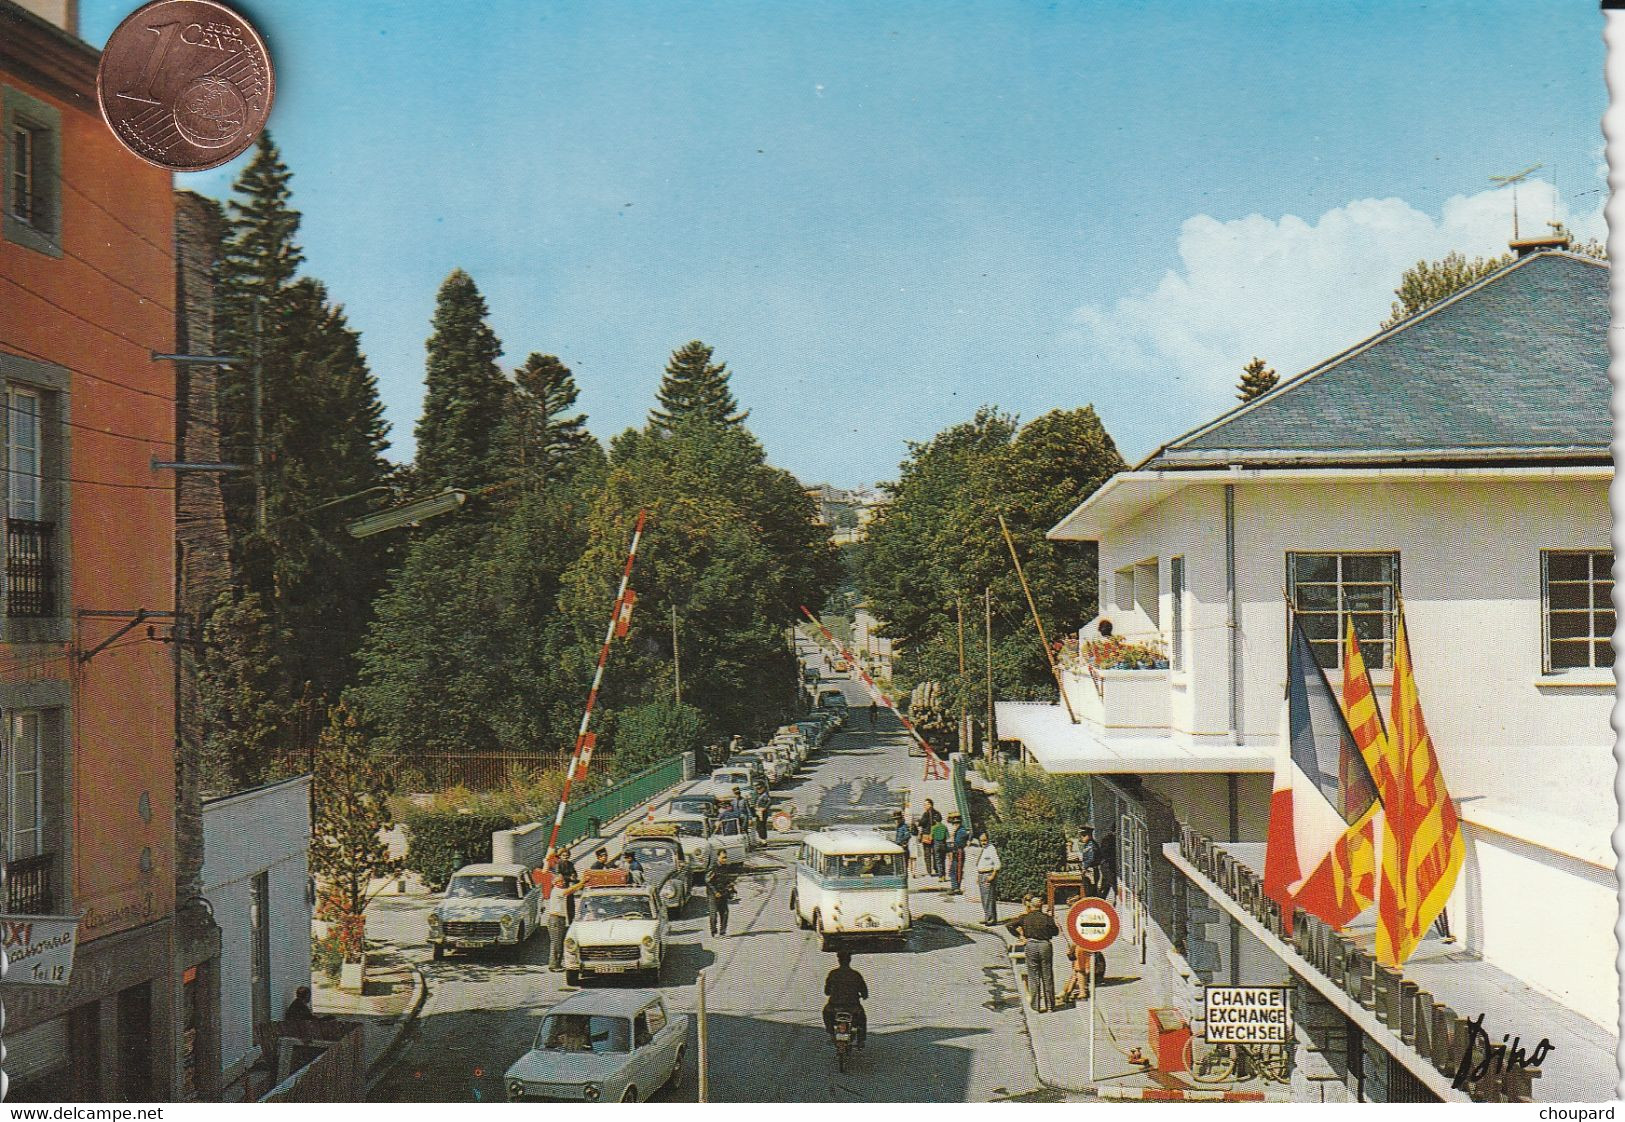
[370, 668, 1052, 1102]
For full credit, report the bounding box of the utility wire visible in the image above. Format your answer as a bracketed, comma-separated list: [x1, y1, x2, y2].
[0, 273, 178, 371]
[0, 339, 176, 404]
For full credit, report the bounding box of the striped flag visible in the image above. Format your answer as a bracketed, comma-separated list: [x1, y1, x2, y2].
[1377, 607, 1465, 967]
[1264, 616, 1381, 932]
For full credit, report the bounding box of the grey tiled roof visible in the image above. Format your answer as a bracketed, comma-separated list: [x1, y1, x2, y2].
[1146, 251, 1610, 468]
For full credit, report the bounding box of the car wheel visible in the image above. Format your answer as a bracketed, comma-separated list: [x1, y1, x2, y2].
[565, 969, 580, 986]
[514, 922, 526, 949]
[621, 1085, 638, 1102]
[431, 944, 444, 961]
[667, 1046, 686, 1089]
[815, 912, 833, 951]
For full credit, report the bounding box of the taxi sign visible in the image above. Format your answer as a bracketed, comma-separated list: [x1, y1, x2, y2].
[628, 821, 680, 838]
[1065, 896, 1120, 952]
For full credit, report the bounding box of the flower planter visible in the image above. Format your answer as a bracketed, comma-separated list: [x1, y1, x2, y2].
[339, 955, 367, 993]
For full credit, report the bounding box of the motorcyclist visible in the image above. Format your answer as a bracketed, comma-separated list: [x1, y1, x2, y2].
[822, 950, 869, 1048]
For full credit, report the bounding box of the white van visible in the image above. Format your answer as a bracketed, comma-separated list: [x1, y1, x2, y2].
[790, 830, 909, 949]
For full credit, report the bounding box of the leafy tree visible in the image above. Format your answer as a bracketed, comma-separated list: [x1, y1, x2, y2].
[563, 416, 835, 740]
[649, 341, 748, 430]
[611, 700, 707, 778]
[310, 702, 400, 962]
[862, 406, 1124, 714]
[353, 484, 594, 760]
[415, 269, 512, 492]
[1236, 356, 1278, 402]
[196, 591, 292, 794]
[505, 353, 596, 486]
[1382, 251, 1510, 329]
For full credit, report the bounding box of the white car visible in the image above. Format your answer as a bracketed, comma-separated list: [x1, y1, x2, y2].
[505, 990, 688, 1103]
[736, 750, 787, 785]
[427, 862, 542, 960]
[654, 812, 718, 876]
[562, 884, 670, 985]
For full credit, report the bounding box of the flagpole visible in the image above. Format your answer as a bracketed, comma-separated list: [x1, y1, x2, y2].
[546, 509, 648, 862]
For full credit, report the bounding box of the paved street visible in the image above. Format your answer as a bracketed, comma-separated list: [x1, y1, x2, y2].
[370, 674, 1053, 1102]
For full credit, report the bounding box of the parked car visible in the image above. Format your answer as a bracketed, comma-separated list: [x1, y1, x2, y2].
[562, 883, 670, 985]
[710, 811, 755, 861]
[427, 862, 543, 960]
[818, 688, 849, 711]
[622, 826, 692, 910]
[505, 990, 688, 1103]
[665, 791, 718, 824]
[736, 749, 786, 785]
[709, 763, 763, 792]
[832, 658, 850, 672]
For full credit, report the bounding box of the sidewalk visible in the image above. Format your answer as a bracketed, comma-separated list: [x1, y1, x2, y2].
[908, 761, 1281, 1102]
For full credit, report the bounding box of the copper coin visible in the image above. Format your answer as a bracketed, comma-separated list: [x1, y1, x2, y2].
[96, 0, 274, 172]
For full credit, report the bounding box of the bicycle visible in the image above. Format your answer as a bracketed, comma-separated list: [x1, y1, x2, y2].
[1186, 1037, 1292, 1085]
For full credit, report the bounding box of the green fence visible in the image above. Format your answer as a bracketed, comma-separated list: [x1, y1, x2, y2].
[557, 755, 687, 849]
[950, 755, 974, 829]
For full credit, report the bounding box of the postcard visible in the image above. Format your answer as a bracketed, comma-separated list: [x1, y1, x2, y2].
[0, 0, 1618, 1109]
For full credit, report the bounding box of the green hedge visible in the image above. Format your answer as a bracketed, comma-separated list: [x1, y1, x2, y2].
[403, 808, 523, 891]
[988, 821, 1068, 903]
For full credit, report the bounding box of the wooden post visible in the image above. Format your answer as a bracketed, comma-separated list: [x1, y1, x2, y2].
[672, 603, 682, 708]
[984, 588, 994, 755]
[998, 514, 1076, 722]
[697, 970, 709, 1102]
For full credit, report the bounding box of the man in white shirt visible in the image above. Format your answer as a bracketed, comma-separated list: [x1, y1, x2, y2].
[544, 867, 573, 972]
[975, 832, 1002, 925]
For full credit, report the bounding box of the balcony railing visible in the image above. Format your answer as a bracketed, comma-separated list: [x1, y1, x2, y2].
[5, 852, 55, 914]
[6, 518, 55, 617]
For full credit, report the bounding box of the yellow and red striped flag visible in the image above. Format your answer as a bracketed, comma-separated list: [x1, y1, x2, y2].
[1377, 606, 1465, 967]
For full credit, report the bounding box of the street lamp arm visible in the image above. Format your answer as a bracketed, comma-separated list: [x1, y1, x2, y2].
[266, 486, 398, 529]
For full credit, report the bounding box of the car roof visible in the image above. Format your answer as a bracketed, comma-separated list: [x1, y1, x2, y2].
[657, 811, 706, 823]
[803, 830, 906, 856]
[547, 989, 661, 1018]
[452, 863, 528, 877]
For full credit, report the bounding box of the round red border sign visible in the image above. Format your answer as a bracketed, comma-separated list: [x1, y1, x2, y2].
[1065, 896, 1120, 952]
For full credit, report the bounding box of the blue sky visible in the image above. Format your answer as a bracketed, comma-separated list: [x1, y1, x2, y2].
[83, 1, 1607, 488]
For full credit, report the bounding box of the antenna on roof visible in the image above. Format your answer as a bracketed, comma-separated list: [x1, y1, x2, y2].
[1490, 164, 1543, 240]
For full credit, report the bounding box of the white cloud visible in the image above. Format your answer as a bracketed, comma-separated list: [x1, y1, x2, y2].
[1072, 180, 1605, 400]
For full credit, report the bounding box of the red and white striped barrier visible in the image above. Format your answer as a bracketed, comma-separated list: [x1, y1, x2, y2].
[546, 509, 648, 862]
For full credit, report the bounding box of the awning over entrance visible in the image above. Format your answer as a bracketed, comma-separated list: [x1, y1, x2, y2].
[996, 702, 1272, 774]
[1167, 840, 1618, 1102]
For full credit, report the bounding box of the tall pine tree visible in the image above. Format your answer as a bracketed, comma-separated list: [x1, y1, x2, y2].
[649, 340, 748, 430]
[506, 353, 594, 485]
[415, 270, 512, 491]
[1236, 356, 1278, 402]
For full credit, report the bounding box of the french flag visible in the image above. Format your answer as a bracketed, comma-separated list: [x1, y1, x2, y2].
[1263, 617, 1380, 934]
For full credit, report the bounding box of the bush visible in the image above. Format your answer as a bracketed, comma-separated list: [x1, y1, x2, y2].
[989, 821, 1068, 903]
[312, 926, 347, 981]
[989, 760, 1093, 829]
[403, 806, 524, 890]
[610, 700, 708, 778]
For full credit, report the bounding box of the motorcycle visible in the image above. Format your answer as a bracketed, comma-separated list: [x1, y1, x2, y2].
[831, 1010, 856, 1073]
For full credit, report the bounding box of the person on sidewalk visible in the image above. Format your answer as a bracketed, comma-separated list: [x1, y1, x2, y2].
[1006, 896, 1060, 1013]
[929, 817, 950, 880]
[706, 852, 735, 936]
[1096, 828, 1120, 900]
[947, 814, 970, 894]
[1077, 825, 1102, 896]
[916, 799, 942, 878]
[1059, 943, 1094, 1007]
[975, 832, 1002, 924]
[544, 874, 574, 972]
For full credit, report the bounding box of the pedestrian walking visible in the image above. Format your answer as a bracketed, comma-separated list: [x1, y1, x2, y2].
[868, 701, 878, 728]
[947, 813, 970, 894]
[930, 817, 949, 879]
[916, 798, 942, 878]
[706, 852, 734, 936]
[1006, 896, 1060, 1012]
[1096, 828, 1120, 900]
[975, 832, 1001, 924]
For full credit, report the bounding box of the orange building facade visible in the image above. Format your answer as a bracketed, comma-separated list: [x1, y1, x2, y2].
[1, 0, 212, 1100]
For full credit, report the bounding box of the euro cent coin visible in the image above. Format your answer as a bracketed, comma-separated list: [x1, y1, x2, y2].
[97, 0, 274, 172]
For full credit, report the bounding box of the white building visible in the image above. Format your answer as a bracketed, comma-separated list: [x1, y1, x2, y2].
[201, 775, 314, 1097]
[997, 245, 1616, 1102]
